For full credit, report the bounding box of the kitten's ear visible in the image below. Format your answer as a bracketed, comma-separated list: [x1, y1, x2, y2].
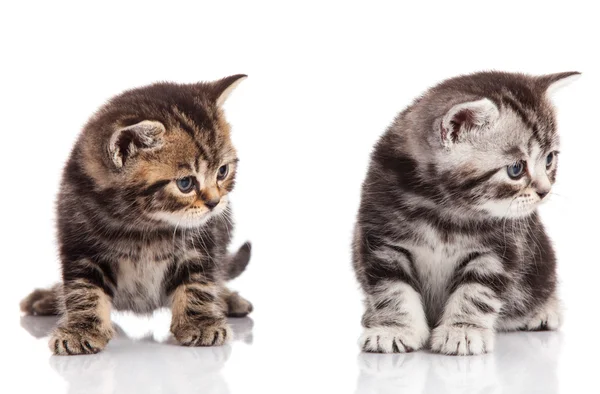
[210, 74, 247, 107]
[109, 120, 165, 168]
[538, 71, 581, 96]
[440, 98, 499, 147]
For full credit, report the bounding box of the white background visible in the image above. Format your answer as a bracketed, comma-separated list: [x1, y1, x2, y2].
[1, 1, 598, 393]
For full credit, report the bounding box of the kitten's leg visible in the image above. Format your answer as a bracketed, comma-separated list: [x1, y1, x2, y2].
[360, 280, 430, 353]
[356, 240, 429, 353]
[221, 288, 253, 318]
[49, 272, 115, 355]
[170, 275, 232, 346]
[430, 254, 505, 356]
[497, 293, 562, 332]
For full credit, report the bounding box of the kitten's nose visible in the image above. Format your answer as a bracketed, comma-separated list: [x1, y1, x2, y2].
[205, 198, 220, 210]
[532, 179, 551, 200]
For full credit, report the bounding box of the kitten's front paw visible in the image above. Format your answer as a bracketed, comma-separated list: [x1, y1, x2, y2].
[430, 324, 494, 355]
[49, 326, 111, 356]
[360, 326, 429, 353]
[172, 322, 232, 347]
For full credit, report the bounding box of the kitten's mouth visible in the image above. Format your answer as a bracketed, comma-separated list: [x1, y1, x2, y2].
[148, 200, 228, 229]
[478, 196, 541, 219]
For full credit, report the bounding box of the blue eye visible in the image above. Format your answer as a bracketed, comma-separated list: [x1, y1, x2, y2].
[217, 164, 229, 180]
[176, 177, 195, 193]
[507, 161, 526, 179]
[546, 152, 555, 168]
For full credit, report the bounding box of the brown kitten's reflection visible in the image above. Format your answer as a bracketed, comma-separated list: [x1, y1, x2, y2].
[20, 315, 254, 394]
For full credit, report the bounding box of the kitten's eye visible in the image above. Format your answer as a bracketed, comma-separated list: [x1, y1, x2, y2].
[217, 164, 229, 180]
[176, 177, 195, 193]
[546, 152, 555, 168]
[507, 161, 526, 179]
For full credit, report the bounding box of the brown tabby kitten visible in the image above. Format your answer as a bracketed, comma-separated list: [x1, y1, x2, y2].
[20, 75, 253, 355]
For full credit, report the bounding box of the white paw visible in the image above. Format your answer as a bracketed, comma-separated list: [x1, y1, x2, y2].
[524, 306, 561, 331]
[360, 325, 430, 353]
[430, 324, 494, 355]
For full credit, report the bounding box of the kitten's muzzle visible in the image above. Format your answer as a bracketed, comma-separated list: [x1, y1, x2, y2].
[531, 178, 551, 200]
[205, 198, 221, 210]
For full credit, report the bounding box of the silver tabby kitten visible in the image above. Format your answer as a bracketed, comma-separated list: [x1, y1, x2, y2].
[352, 71, 579, 355]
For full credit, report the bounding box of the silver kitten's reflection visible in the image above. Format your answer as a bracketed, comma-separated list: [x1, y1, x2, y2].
[20, 315, 254, 394]
[356, 332, 561, 394]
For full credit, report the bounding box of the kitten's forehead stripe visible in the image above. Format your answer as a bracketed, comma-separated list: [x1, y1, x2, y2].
[501, 95, 536, 129]
[500, 95, 542, 143]
[195, 139, 212, 162]
[194, 154, 201, 173]
[530, 143, 542, 162]
[171, 103, 229, 166]
[504, 146, 526, 159]
[527, 136, 536, 156]
[172, 112, 211, 162]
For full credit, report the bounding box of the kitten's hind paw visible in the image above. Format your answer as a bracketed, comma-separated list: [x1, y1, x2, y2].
[226, 292, 253, 318]
[360, 326, 429, 353]
[20, 286, 60, 315]
[522, 307, 561, 331]
[49, 326, 111, 356]
[430, 324, 494, 355]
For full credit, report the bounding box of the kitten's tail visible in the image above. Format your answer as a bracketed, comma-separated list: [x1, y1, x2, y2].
[20, 283, 61, 315]
[224, 242, 252, 280]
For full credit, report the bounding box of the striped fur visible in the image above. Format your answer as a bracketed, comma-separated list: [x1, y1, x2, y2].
[353, 71, 579, 355]
[20, 75, 254, 355]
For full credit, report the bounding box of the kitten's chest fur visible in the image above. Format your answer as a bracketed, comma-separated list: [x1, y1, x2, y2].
[109, 238, 197, 314]
[111, 250, 172, 313]
[404, 225, 480, 323]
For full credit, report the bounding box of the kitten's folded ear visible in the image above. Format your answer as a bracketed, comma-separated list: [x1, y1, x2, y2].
[209, 74, 248, 107]
[537, 71, 581, 96]
[109, 120, 165, 168]
[440, 98, 499, 147]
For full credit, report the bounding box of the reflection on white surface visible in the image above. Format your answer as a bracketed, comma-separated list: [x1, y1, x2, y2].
[20, 315, 254, 394]
[356, 331, 561, 394]
[19, 316, 563, 393]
